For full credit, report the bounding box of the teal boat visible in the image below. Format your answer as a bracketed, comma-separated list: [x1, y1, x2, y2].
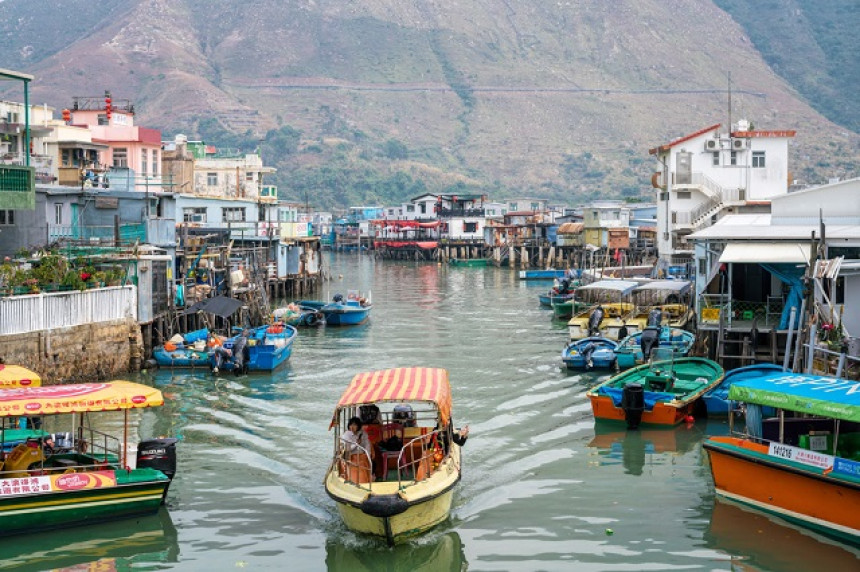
[587, 351, 724, 428]
[552, 299, 590, 320]
[449, 258, 489, 267]
[614, 326, 695, 370]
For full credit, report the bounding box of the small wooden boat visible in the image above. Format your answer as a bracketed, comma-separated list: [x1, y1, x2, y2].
[319, 291, 372, 326]
[551, 299, 590, 320]
[518, 269, 567, 280]
[272, 303, 324, 327]
[213, 324, 298, 372]
[613, 326, 695, 370]
[153, 328, 212, 368]
[0, 364, 41, 388]
[625, 280, 695, 334]
[325, 367, 463, 545]
[704, 371, 860, 546]
[0, 381, 178, 535]
[586, 351, 724, 428]
[701, 363, 784, 416]
[539, 291, 575, 307]
[561, 337, 618, 370]
[567, 280, 639, 341]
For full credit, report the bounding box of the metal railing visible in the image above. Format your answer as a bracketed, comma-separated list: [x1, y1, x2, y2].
[0, 285, 137, 335]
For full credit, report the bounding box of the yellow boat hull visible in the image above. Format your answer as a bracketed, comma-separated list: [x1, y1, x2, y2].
[325, 445, 461, 544]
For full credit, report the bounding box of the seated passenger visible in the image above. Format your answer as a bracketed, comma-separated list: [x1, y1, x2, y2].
[392, 404, 416, 427]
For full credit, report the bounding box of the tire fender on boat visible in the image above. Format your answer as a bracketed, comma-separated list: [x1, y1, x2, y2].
[360, 493, 409, 517]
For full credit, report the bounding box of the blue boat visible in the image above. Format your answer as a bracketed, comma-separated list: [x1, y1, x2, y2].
[701, 363, 784, 416]
[153, 328, 212, 368]
[562, 337, 618, 370]
[614, 326, 695, 370]
[213, 324, 298, 373]
[318, 291, 372, 326]
[519, 269, 568, 280]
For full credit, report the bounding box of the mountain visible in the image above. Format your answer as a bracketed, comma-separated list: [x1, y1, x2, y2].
[1, 0, 857, 209]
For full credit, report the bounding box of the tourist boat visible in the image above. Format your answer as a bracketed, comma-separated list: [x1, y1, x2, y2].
[625, 280, 695, 334]
[153, 328, 211, 368]
[325, 367, 463, 545]
[567, 280, 639, 341]
[586, 350, 724, 428]
[518, 269, 567, 280]
[0, 380, 178, 535]
[0, 363, 41, 388]
[561, 337, 618, 370]
[701, 363, 784, 416]
[703, 371, 860, 546]
[319, 291, 372, 326]
[613, 326, 695, 370]
[213, 323, 298, 372]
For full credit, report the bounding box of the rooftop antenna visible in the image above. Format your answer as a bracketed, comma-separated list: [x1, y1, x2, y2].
[727, 71, 732, 136]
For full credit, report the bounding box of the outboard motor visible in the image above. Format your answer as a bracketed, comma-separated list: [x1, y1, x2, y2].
[231, 332, 249, 375]
[333, 293, 344, 303]
[580, 341, 596, 369]
[558, 278, 570, 294]
[621, 383, 645, 430]
[588, 306, 605, 337]
[640, 326, 661, 361]
[137, 438, 179, 501]
[647, 308, 664, 327]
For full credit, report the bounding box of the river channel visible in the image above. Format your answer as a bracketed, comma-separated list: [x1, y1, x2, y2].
[1, 253, 857, 571]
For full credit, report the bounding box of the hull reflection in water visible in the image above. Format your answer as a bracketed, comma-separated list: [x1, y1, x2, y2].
[706, 499, 860, 569]
[0, 508, 178, 572]
[325, 531, 466, 572]
[587, 422, 703, 475]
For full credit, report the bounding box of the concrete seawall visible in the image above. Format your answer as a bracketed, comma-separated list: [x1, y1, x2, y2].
[0, 319, 143, 383]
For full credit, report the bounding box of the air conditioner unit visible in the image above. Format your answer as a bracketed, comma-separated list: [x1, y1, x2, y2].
[190, 214, 205, 223]
[705, 139, 718, 150]
[732, 138, 748, 149]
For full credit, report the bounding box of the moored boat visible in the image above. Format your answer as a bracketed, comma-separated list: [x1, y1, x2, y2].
[212, 324, 298, 373]
[703, 371, 860, 546]
[449, 258, 489, 267]
[551, 299, 590, 320]
[272, 303, 325, 327]
[613, 326, 695, 370]
[0, 364, 41, 388]
[701, 363, 784, 416]
[561, 337, 618, 370]
[567, 280, 639, 341]
[518, 269, 567, 280]
[325, 367, 463, 545]
[319, 291, 372, 326]
[586, 351, 724, 428]
[0, 381, 178, 535]
[153, 328, 212, 368]
[625, 280, 695, 333]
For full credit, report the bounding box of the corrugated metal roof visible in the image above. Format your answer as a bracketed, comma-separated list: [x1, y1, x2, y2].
[557, 222, 584, 234]
[719, 242, 811, 264]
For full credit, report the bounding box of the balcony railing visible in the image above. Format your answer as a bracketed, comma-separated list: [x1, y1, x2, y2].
[437, 207, 485, 218]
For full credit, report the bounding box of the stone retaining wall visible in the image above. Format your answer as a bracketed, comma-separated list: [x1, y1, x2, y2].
[0, 319, 143, 383]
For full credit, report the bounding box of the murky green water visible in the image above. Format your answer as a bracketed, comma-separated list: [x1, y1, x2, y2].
[1, 253, 857, 571]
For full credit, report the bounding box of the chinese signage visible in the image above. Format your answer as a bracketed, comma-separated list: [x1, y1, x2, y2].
[0, 470, 117, 497]
[768, 442, 833, 470]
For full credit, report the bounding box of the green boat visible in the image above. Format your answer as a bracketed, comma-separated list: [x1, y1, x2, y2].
[0, 381, 178, 536]
[552, 299, 590, 319]
[449, 258, 489, 267]
[587, 350, 724, 428]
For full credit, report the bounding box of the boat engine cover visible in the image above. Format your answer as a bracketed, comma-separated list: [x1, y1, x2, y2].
[137, 438, 178, 480]
[361, 493, 409, 517]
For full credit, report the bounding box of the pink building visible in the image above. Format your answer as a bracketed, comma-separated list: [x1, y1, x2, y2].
[67, 94, 162, 192]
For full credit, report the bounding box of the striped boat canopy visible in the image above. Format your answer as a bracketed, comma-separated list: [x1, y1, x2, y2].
[332, 367, 452, 427]
[0, 381, 163, 416]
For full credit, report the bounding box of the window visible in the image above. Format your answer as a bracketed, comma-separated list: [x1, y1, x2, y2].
[258, 206, 267, 222]
[406, 205, 415, 212]
[676, 191, 692, 199]
[464, 221, 478, 233]
[152, 150, 159, 175]
[246, 171, 254, 181]
[98, 114, 109, 126]
[222, 207, 246, 222]
[659, 192, 669, 201]
[730, 151, 738, 166]
[207, 172, 218, 186]
[712, 152, 720, 166]
[420, 203, 426, 214]
[140, 149, 148, 176]
[112, 147, 128, 168]
[0, 210, 14, 225]
[752, 151, 766, 168]
[54, 203, 63, 225]
[183, 207, 207, 223]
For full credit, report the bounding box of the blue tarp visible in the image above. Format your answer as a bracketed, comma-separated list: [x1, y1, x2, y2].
[598, 386, 674, 411]
[761, 263, 804, 330]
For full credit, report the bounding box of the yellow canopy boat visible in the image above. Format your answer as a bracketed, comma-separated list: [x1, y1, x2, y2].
[325, 367, 463, 545]
[0, 364, 41, 388]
